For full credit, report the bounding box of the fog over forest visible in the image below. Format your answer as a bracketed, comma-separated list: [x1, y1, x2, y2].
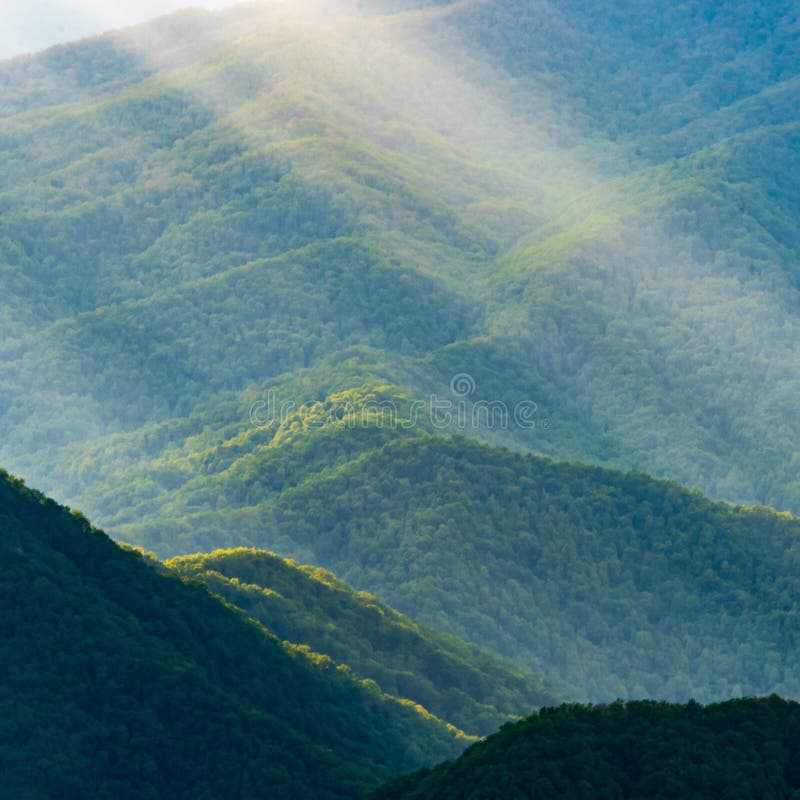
[1, 2, 799, 797]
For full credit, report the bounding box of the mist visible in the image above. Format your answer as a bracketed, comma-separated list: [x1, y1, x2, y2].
[0, 0, 798, 526]
[0, 0, 241, 60]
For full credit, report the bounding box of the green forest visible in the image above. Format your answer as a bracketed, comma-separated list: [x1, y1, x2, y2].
[168, 548, 559, 736]
[97, 420, 800, 704]
[5, 457, 800, 795]
[1, 0, 799, 796]
[0, 468, 467, 798]
[1, 0, 799, 531]
[372, 697, 800, 800]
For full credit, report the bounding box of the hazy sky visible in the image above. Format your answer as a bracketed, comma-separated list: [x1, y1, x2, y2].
[0, 0, 243, 60]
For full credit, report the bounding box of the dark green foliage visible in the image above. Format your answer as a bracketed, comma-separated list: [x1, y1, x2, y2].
[168, 548, 560, 736]
[0, 469, 467, 798]
[371, 696, 800, 800]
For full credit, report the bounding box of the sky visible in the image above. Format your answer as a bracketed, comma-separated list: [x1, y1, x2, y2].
[0, 0, 243, 60]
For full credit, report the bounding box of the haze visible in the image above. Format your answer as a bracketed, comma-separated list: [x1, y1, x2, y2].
[0, 0, 241, 60]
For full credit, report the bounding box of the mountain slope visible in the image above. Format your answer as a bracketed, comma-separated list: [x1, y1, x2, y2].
[168, 547, 560, 736]
[0, 0, 798, 529]
[114, 427, 800, 704]
[429, 0, 800, 146]
[0, 468, 467, 798]
[371, 697, 800, 800]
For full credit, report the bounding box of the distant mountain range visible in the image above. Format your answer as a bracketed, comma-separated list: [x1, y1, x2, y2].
[0, 0, 798, 526]
[109, 414, 800, 703]
[2, 1, 799, 794]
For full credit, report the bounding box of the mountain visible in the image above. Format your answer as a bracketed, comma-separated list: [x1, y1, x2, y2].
[371, 696, 800, 800]
[167, 547, 560, 736]
[0, 467, 468, 798]
[107, 416, 800, 704]
[3, 3, 800, 792]
[0, 0, 798, 541]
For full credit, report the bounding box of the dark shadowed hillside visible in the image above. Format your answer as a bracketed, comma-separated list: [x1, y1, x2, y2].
[0, 468, 467, 798]
[372, 696, 800, 800]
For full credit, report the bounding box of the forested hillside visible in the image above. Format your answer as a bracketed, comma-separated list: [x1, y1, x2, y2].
[2, 2, 800, 795]
[99, 413, 800, 704]
[168, 548, 559, 736]
[372, 697, 800, 800]
[0, 0, 798, 533]
[0, 468, 467, 798]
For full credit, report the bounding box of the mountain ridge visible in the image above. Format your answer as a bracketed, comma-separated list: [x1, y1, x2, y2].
[167, 546, 560, 736]
[0, 465, 468, 798]
[2, 0, 799, 518]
